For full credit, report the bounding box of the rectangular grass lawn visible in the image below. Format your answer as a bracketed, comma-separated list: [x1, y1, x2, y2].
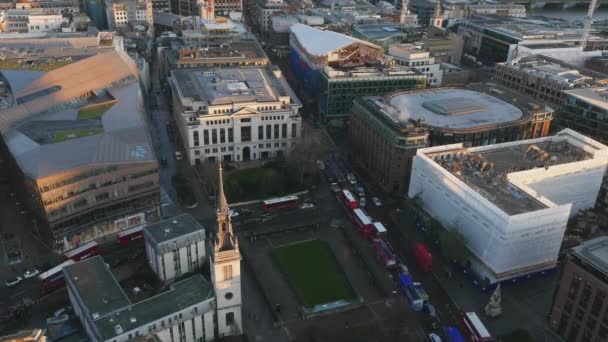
[272, 240, 355, 308]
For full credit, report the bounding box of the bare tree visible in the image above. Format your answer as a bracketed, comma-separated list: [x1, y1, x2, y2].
[198, 160, 219, 197]
[288, 125, 324, 186]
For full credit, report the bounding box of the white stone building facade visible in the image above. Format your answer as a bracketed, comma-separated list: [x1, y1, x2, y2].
[144, 214, 207, 282]
[169, 67, 302, 165]
[388, 43, 443, 86]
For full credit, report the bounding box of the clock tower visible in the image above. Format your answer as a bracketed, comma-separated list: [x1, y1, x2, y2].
[211, 163, 242, 337]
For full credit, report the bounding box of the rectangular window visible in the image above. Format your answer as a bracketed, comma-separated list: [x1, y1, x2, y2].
[274, 124, 279, 139]
[282, 123, 287, 139]
[241, 118, 251, 123]
[241, 126, 251, 142]
[258, 126, 264, 140]
[228, 128, 233, 142]
[203, 130, 209, 145]
[220, 128, 226, 143]
[223, 264, 233, 281]
[212, 129, 217, 144]
[226, 312, 235, 326]
[193, 131, 199, 147]
[266, 124, 271, 139]
[291, 123, 297, 138]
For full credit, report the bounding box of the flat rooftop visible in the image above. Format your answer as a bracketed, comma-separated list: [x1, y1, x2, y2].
[145, 213, 205, 244]
[564, 87, 608, 111]
[173, 67, 282, 105]
[431, 139, 591, 215]
[63, 256, 131, 318]
[353, 24, 417, 40]
[173, 37, 267, 63]
[572, 236, 608, 278]
[461, 16, 585, 41]
[95, 275, 214, 340]
[384, 89, 524, 130]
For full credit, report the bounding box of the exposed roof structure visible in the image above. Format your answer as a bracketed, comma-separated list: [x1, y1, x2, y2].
[382, 89, 525, 130]
[290, 23, 379, 56]
[0, 51, 156, 179]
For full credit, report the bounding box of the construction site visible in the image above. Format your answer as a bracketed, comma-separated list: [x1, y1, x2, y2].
[434, 139, 591, 215]
[408, 129, 608, 283]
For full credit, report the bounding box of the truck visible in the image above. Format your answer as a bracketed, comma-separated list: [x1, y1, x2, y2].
[398, 274, 424, 311]
[460, 311, 492, 342]
[413, 243, 433, 272]
[444, 326, 465, 342]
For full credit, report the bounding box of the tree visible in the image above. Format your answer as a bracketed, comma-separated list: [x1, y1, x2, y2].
[197, 160, 219, 197]
[287, 125, 324, 187]
[439, 228, 470, 266]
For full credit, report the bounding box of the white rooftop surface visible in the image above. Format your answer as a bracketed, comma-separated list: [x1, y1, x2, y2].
[565, 87, 608, 111]
[290, 23, 376, 57]
[386, 89, 524, 129]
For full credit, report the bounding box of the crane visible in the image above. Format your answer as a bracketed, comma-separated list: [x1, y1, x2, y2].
[581, 0, 599, 51]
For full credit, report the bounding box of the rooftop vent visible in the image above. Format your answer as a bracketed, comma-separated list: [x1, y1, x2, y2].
[102, 297, 110, 304]
[92, 312, 100, 319]
[114, 325, 123, 335]
[130, 317, 137, 323]
[164, 227, 171, 233]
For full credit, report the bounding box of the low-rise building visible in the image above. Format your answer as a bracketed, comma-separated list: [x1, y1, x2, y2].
[168, 65, 302, 164]
[388, 43, 442, 86]
[550, 236, 608, 342]
[64, 256, 217, 342]
[494, 56, 605, 111]
[106, 0, 150, 29]
[289, 23, 426, 121]
[246, 0, 285, 35]
[349, 88, 552, 193]
[144, 213, 207, 282]
[351, 23, 420, 51]
[408, 129, 608, 284]
[421, 26, 463, 64]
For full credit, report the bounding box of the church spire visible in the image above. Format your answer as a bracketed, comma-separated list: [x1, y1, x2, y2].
[434, 0, 443, 17]
[215, 162, 236, 252]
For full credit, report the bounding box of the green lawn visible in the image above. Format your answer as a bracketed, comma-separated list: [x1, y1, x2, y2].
[54, 128, 103, 142]
[78, 103, 115, 119]
[272, 240, 355, 308]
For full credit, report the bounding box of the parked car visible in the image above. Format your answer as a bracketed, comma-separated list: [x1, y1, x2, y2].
[399, 264, 410, 275]
[330, 183, 341, 193]
[23, 269, 40, 279]
[372, 197, 382, 206]
[5, 276, 22, 287]
[300, 203, 314, 209]
[359, 197, 366, 208]
[175, 151, 183, 160]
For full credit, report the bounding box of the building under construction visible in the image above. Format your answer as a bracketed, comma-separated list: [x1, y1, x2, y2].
[289, 23, 426, 121]
[408, 129, 608, 284]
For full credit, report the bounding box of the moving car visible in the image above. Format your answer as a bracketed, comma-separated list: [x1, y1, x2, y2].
[359, 197, 366, 208]
[300, 203, 314, 209]
[372, 197, 382, 206]
[229, 209, 239, 218]
[5, 276, 22, 287]
[330, 183, 341, 193]
[175, 151, 183, 160]
[23, 269, 40, 279]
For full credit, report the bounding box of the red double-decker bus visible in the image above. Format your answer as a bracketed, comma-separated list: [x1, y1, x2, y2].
[461, 311, 492, 342]
[352, 208, 374, 236]
[63, 241, 99, 261]
[117, 225, 144, 246]
[262, 195, 299, 212]
[372, 238, 397, 268]
[340, 190, 358, 209]
[38, 260, 75, 294]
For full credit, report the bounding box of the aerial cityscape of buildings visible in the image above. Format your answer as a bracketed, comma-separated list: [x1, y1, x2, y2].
[2, 0, 608, 341]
